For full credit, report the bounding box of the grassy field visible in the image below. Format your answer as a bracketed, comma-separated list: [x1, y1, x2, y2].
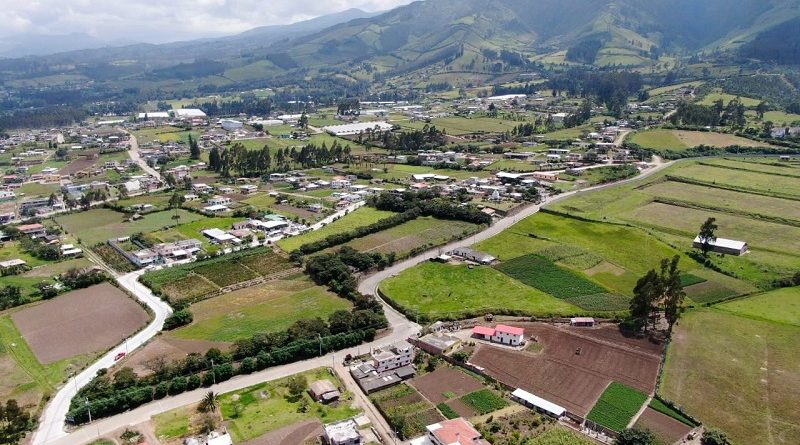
[717, 287, 800, 326]
[380, 262, 583, 319]
[56, 208, 204, 245]
[353, 163, 494, 181]
[628, 129, 687, 150]
[661, 308, 800, 445]
[277, 207, 396, 252]
[171, 277, 350, 342]
[629, 129, 773, 150]
[698, 91, 762, 107]
[342, 217, 479, 256]
[671, 163, 800, 197]
[132, 127, 200, 145]
[475, 212, 692, 297]
[220, 368, 360, 442]
[586, 382, 648, 432]
[392, 116, 521, 135]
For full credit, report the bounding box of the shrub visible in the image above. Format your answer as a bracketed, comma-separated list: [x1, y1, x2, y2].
[163, 310, 193, 330]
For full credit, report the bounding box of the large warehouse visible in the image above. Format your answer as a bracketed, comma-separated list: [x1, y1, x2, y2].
[323, 121, 394, 136]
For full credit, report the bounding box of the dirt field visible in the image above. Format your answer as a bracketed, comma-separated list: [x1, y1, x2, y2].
[410, 367, 484, 404]
[635, 407, 693, 444]
[58, 157, 97, 175]
[239, 420, 323, 445]
[120, 336, 232, 376]
[470, 324, 662, 417]
[11, 283, 150, 364]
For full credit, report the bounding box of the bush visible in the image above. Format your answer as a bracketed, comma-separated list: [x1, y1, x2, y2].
[163, 310, 193, 330]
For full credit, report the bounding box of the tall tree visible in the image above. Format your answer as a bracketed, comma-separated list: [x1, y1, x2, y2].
[208, 146, 221, 172]
[188, 134, 201, 160]
[660, 255, 686, 333]
[698, 217, 718, 256]
[630, 270, 660, 332]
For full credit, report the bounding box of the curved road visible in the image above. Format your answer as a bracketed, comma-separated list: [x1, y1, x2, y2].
[34, 160, 674, 445]
[32, 271, 173, 445]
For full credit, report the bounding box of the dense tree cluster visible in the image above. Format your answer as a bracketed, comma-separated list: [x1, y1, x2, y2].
[208, 141, 352, 177]
[565, 39, 604, 64]
[369, 190, 492, 225]
[0, 106, 86, 130]
[0, 399, 33, 444]
[195, 96, 273, 116]
[547, 69, 643, 116]
[628, 256, 686, 334]
[669, 99, 746, 128]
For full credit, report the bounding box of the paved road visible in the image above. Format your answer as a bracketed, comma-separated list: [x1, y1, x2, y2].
[32, 271, 173, 445]
[41, 311, 418, 445]
[124, 131, 162, 180]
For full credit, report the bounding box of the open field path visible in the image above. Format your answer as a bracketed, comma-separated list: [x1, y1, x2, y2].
[123, 131, 162, 180]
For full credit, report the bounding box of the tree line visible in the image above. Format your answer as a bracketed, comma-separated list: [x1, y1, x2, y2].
[207, 140, 353, 177]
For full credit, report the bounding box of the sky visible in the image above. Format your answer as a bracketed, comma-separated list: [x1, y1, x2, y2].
[0, 0, 415, 43]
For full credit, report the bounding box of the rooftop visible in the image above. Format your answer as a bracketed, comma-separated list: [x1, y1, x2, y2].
[427, 418, 489, 445]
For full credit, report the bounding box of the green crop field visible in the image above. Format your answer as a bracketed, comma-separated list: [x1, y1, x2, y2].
[586, 382, 648, 432]
[700, 158, 800, 177]
[661, 308, 800, 445]
[56, 208, 204, 245]
[497, 254, 607, 299]
[141, 248, 294, 301]
[460, 389, 508, 415]
[342, 217, 479, 256]
[698, 91, 762, 107]
[371, 384, 444, 439]
[219, 368, 360, 442]
[277, 207, 396, 252]
[527, 428, 597, 445]
[380, 262, 583, 320]
[171, 277, 350, 342]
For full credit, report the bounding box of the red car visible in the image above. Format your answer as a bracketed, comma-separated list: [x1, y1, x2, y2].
[114, 352, 126, 361]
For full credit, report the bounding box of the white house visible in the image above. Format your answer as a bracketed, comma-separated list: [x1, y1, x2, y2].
[206, 195, 232, 206]
[371, 341, 414, 373]
[471, 324, 525, 346]
[692, 236, 748, 256]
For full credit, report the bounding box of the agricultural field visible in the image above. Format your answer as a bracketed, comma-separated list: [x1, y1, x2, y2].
[0, 315, 97, 411]
[476, 410, 597, 445]
[470, 323, 661, 417]
[585, 382, 648, 433]
[170, 277, 351, 342]
[661, 308, 800, 445]
[55, 208, 204, 246]
[371, 383, 445, 439]
[497, 254, 607, 299]
[698, 91, 762, 107]
[634, 399, 696, 444]
[277, 207, 396, 252]
[380, 262, 583, 320]
[141, 248, 296, 302]
[341, 217, 480, 257]
[11, 282, 150, 364]
[131, 127, 200, 145]
[546, 159, 800, 288]
[0, 282, 149, 412]
[629, 129, 774, 151]
[409, 367, 507, 419]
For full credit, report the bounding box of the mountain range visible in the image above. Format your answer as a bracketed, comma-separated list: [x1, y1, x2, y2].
[1, 0, 798, 97]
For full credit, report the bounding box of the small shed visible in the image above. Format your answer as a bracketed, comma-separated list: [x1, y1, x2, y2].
[309, 379, 341, 403]
[570, 317, 596, 327]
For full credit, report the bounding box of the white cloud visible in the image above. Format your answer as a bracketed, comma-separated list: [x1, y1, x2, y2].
[0, 0, 415, 43]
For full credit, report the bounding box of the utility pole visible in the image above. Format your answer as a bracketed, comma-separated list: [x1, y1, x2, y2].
[211, 359, 216, 385]
[318, 333, 323, 357]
